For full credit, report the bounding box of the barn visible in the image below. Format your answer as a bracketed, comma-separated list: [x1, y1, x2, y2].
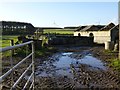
[74, 23, 119, 44]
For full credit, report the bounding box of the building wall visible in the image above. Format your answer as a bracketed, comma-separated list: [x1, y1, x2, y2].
[74, 31, 111, 44]
[110, 28, 119, 42]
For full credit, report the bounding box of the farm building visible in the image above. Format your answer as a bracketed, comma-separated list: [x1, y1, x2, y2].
[74, 23, 119, 44]
[64, 26, 79, 29]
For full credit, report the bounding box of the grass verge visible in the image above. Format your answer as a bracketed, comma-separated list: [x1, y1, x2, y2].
[108, 58, 120, 71]
[104, 50, 120, 71]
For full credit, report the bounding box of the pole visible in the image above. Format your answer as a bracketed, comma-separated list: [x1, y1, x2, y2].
[118, 0, 120, 59]
[10, 40, 14, 87]
[32, 42, 35, 89]
[11, 40, 14, 55]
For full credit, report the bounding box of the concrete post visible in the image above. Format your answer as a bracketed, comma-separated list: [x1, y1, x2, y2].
[119, 1, 120, 59]
[105, 41, 114, 50]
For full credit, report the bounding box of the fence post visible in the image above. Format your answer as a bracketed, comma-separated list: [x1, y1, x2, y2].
[10, 49, 14, 87]
[32, 42, 35, 89]
[11, 40, 14, 55]
[10, 40, 14, 86]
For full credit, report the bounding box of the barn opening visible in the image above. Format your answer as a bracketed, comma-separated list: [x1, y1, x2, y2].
[78, 33, 81, 36]
[89, 33, 94, 37]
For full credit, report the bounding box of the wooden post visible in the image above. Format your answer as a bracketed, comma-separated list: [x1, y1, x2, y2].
[118, 0, 120, 59]
[11, 40, 14, 46]
[11, 40, 14, 55]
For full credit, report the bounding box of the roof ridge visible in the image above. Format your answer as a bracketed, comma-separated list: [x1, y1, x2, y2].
[100, 22, 115, 31]
[109, 25, 119, 31]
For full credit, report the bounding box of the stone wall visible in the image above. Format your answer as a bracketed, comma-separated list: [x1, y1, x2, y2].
[48, 36, 94, 46]
[28, 39, 42, 49]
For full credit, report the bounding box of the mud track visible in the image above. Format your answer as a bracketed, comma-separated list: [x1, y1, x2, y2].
[35, 47, 120, 89]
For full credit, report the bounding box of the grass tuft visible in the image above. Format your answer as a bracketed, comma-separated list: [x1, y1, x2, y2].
[108, 58, 120, 71]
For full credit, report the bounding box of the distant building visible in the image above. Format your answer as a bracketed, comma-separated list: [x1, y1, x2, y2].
[74, 23, 119, 44]
[0, 21, 35, 35]
[38, 27, 63, 30]
[64, 26, 79, 29]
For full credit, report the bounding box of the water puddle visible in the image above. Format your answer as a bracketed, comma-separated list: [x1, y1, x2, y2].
[79, 54, 106, 70]
[36, 51, 106, 77]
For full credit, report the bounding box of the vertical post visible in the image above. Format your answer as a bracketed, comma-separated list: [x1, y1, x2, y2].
[119, 1, 120, 59]
[11, 40, 14, 55]
[11, 40, 14, 46]
[10, 49, 14, 87]
[32, 41, 35, 89]
[10, 39, 14, 87]
[0, 23, 2, 86]
[0, 21, 2, 77]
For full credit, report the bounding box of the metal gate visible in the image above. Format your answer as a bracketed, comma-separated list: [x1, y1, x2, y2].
[0, 41, 35, 89]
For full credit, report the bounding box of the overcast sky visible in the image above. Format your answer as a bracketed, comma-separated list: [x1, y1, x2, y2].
[0, 2, 118, 27]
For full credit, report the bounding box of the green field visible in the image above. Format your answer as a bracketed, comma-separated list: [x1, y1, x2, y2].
[43, 29, 76, 35]
[1, 29, 76, 47]
[1, 35, 18, 47]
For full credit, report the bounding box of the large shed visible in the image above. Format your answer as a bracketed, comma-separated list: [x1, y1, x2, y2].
[74, 23, 119, 44]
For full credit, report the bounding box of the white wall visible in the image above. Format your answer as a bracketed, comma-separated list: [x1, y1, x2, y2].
[74, 31, 111, 44]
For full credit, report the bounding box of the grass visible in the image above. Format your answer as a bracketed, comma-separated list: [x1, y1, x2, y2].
[1, 35, 57, 58]
[1, 35, 18, 47]
[104, 50, 120, 71]
[1, 35, 19, 57]
[1, 29, 75, 47]
[104, 49, 119, 57]
[109, 58, 120, 71]
[43, 29, 75, 35]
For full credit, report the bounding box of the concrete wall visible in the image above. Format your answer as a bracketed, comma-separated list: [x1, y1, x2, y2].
[48, 36, 94, 46]
[74, 31, 111, 44]
[28, 39, 42, 49]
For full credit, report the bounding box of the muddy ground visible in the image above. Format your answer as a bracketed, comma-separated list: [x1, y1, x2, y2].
[34, 46, 120, 89]
[1, 46, 120, 89]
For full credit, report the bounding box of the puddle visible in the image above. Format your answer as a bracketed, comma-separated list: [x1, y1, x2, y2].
[36, 52, 106, 77]
[62, 52, 73, 55]
[79, 54, 106, 70]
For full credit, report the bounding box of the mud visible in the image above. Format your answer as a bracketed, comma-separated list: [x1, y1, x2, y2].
[1, 46, 120, 89]
[35, 47, 120, 89]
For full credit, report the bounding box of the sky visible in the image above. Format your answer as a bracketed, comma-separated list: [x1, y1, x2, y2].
[0, 2, 118, 27]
